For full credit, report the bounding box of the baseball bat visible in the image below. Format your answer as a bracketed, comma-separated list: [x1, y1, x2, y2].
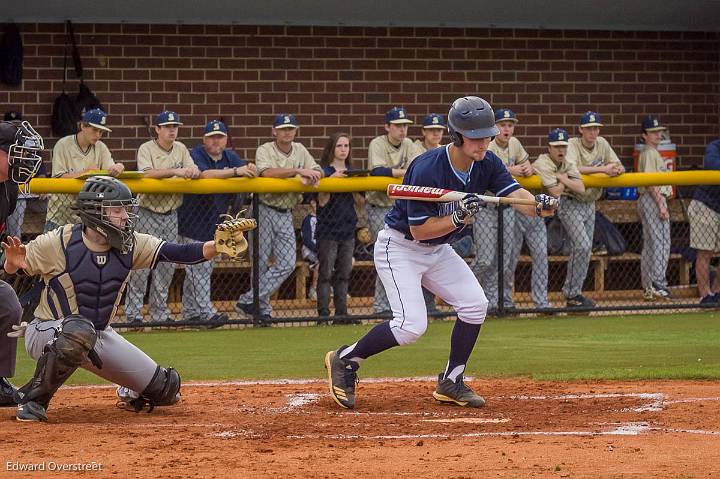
[386, 184, 537, 206]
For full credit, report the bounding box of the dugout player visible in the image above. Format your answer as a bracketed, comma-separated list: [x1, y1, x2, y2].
[562, 111, 624, 308]
[1, 176, 251, 421]
[472, 108, 533, 314]
[0, 120, 43, 407]
[325, 97, 558, 410]
[46, 108, 124, 231]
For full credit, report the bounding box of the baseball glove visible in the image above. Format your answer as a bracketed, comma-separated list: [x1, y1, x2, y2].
[214, 210, 257, 260]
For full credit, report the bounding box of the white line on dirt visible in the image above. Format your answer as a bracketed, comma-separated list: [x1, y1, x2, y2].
[283, 422, 653, 440]
[507, 393, 666, 412]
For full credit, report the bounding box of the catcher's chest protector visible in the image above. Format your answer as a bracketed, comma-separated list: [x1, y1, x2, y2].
[47, 224, 133, 329]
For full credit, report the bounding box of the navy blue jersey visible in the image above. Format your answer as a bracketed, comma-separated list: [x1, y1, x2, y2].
[178, 145, 246, 241]
[385, 144, 521, 245]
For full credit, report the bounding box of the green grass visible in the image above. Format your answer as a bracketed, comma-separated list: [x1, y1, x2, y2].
[13, 312, 720, 385]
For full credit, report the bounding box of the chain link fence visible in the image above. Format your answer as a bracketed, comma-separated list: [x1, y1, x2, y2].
[4, 180, 719, 329]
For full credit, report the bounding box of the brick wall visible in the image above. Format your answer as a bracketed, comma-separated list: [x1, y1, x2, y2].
[1, 23, 718, 170]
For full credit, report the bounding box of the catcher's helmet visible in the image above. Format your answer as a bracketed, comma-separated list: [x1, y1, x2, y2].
[74, 176, 138, 254]
[447, 96, 499, 146]
[0, 120, 44, 189]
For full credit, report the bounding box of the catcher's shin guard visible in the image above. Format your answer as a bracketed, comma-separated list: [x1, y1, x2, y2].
[118, 366, 181, 413]
[15, 315, 98, 420]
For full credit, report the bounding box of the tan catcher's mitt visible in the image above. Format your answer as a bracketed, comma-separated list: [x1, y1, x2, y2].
[214, 211, 257, 259]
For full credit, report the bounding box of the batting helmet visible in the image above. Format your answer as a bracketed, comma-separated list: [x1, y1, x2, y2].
[447, 96, 499, 146]
[74, 176, 138, 254]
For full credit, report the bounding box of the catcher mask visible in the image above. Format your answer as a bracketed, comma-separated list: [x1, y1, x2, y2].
[0, 121, 44, 192]
[74, 176, 139, 254]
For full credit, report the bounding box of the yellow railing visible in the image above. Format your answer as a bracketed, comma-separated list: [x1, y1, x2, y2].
[26, 170, 720, 195]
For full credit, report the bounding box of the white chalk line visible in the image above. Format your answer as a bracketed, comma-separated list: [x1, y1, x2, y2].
[506, 393, 666, 412]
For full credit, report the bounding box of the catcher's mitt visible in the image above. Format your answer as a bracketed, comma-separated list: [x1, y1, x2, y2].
[214, 211, 257, 260]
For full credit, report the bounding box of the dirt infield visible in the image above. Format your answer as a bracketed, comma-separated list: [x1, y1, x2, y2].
[1, 378, 719, 478]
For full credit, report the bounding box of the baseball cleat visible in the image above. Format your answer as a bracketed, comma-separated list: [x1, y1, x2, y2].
[433, 373, 486, 408]
[324, 346, 359, 409]
[16, 401, 48, 422]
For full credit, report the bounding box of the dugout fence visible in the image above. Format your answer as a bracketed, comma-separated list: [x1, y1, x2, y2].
[5, 171, 720, 328]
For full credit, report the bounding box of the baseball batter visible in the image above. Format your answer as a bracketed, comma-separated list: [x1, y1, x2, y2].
[637, 116, 672, 300]
[0, 120, 43, 407]
[325, 97, 557, 410]
[562, 111, 624, 308]
[1, 176, 254, 421]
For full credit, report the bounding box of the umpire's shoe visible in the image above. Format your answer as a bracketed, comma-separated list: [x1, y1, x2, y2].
[433, 373, 486, 408]
[324, 346, 359, 409]
[0, 378, 18, 407]
[16, 401, 48, 422]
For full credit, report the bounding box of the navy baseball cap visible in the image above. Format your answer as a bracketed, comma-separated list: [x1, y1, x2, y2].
[155, 110, 183, 126]
[641, 115, 666, 133]
[579, 111, 603, 128]
[422, 113, 446, 129]
[82, 108, 112, 132]
[385, 106, 413, 125]
[273, 114, 297, 129]
[204, 120, 228, 137]
[494, 108, 518, 123]
[548, 128, 570, 146]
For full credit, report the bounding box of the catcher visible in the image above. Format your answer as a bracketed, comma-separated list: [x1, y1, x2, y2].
[1, 176, 255, 421]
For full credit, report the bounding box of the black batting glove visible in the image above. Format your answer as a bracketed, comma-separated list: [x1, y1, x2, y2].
[534, 194, 558, 217]
[451, 194, 484, 228]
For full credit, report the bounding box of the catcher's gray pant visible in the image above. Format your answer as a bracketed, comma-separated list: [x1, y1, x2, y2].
[557, 197, 595, 298]
[179, 235, 218, 321]
[24, 318, 158, 393]
[238, 203, 295, 316]
[0, 281, 22, 377]
[638, 193, 670, 290]
[5, 197, 26, 237]
[471, 205, 516, 309]
[367, 204, 392, 313]
[125, 207, 178, 322]
[508, 211, 550, 308]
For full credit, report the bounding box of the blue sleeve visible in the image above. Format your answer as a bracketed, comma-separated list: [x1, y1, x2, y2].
[371, 166, 393, 177]
[300, 216, 317, 253]
[323, 166, 335, 177]
[190, 146, 212, 172]
[487, 154, 521, 197]
[403, 163, 440, 226]
[156, 241, 206, 265]
[226, 150, 246, 168]
[704, 142, 720, 170]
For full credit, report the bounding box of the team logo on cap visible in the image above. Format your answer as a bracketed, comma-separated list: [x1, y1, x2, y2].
[503, 111, 510, 118]
[283, 116, 290, 124]
[100, 116, 106, 125]
[213, 122, 220, 131]
[589, 114, 596, 122]
[558, 132, 564, 140]
[653, 119, 658, 126]
[432, 117, 439, 124]
[398, 110, 405, 118]
[168, 113, 175, 121]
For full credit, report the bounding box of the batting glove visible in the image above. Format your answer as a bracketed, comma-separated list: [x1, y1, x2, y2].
[451, 194, 484, 228]
[535, 194, 558, 217]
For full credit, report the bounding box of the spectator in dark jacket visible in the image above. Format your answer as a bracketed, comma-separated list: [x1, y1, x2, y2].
[317, 133, 361, 324]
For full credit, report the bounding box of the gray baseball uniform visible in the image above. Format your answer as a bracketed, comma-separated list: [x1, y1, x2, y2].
[637, 146, 672, 291]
